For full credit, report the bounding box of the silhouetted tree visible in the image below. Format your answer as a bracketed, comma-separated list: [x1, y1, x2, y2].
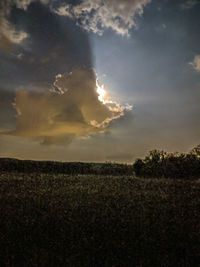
[133, 145, 200, 179]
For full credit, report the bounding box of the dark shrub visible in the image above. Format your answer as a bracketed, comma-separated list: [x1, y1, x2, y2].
[133, 145, 200, 179]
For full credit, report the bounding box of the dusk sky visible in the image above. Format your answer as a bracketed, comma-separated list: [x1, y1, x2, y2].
[0, 0, 200, 162]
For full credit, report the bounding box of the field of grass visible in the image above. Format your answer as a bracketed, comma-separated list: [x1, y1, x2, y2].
[0, 172, 199, 266]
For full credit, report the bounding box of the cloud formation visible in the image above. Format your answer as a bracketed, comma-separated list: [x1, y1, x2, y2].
[5, 67, 130, 145]
[0, 1, 93, 88]
[0, 0, 30, 50]
[0, 17, 28, 50]
[0, 0, 48, 13]
[14, 0, 49, 10]
[180, 0, 198, 9]
[55, 0, 151, 36]
[190, 55, 200, 72]
[0, 0, 51, 50]
[0, 0, 151, 50]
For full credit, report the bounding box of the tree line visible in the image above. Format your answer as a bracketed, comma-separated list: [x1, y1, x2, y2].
[0, 145, 199, 178]
[133, 144, 200, 179]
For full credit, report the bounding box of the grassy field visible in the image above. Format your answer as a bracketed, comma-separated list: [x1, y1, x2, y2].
[0, 172, 199, 266]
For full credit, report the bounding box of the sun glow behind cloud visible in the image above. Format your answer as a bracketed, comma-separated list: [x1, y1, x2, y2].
[92, 79, 133, 128]
[96, 80, 132, 110]
[97, 83, 106, 103]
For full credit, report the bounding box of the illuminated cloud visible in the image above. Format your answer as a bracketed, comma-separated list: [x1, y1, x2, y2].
[55, 0, 151, 36]
[0, 0, 49, 50]
[0, 0, 151, 49]
[0, 0, 49, 13]
[15, 0, 49, 10]
[0, 1, 29, 50]
[0, 17, 28, 48]
[190, 55, 200, 72]
[4, 67, 131, 145]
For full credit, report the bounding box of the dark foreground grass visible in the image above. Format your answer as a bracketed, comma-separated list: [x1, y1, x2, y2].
[0, 172, 199, 267]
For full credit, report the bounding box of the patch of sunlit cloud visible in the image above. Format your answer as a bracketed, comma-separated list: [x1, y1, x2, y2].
[1, 67, 132, 145]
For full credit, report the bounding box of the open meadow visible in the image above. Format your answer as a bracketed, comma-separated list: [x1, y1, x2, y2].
[0, 171, 199, 266]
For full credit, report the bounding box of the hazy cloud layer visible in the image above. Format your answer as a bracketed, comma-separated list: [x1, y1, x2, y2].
[180, 0, 198, 9]
[4, 67, 129, 145]
[55, 0, 151, 36]
[190, 55, 200, 72]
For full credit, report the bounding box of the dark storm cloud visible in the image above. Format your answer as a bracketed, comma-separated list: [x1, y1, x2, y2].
[1, 1, 93, 85]
[0, 1, 93, 94]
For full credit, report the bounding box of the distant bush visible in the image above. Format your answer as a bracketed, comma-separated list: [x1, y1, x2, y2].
[190, 144, 200, 157]
[133, 145, 200, 179]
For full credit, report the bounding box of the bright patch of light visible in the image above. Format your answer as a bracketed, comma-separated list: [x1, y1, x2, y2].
[96, 79, 133, 113]
[97, 83, 106, 103]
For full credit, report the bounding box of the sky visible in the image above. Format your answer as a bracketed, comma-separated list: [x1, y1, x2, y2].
[0, 0, 200, 163]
